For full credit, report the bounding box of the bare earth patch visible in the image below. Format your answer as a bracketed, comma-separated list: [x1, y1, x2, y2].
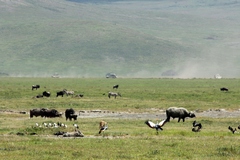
[1, 109, 240, 119]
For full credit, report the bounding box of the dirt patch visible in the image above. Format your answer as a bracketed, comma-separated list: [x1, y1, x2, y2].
[1, 109, 240, 119]
[78, 109, 240, 119]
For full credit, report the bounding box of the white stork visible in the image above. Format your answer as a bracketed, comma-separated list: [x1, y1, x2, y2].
[145, 119, 168, 131]
[73, 124, 79, 129]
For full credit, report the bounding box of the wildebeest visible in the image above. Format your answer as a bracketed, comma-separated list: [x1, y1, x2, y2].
[54, 131, 66, 136]
[113, 84, 119, 89]
[63, 130, 84, 137]
[166, 107, 196, 122]
[108, 92, 121, 98]
[30, 108, 47, 118]
[64, 90, 75, 97]
[32, 94, 44, 99]
[65, 108, 77, 121]
[43, 91, 51, 97]
[32, 85, 40, 90]
[220, 87, 229, 92]
[30, 108, 62, 118]
[75, 94, 84, 98]
[56, 90, 65, 97]
[44, 109, 62, 118]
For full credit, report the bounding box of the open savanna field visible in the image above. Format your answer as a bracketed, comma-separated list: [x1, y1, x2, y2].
[1, 77, 240, 159]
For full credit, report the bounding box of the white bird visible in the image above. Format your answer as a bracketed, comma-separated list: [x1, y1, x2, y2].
[35, 123, 39, 127]
[43, 122, 48, 128]
[145, 119, 168, 131]
[53, 123, 58, 128]
[73, 124, 79, 129]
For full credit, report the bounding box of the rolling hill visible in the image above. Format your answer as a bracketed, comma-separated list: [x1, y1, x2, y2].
[0, 0, 240, 78]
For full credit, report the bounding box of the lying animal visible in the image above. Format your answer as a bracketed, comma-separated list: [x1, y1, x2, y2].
[63, 130, 84, 137]
[145, 119, 168, 132]
[220, 87, 229, 92]
[43, 91, 51, 97]
[54, 131, 66, 136]
[75, 94, 84, 98]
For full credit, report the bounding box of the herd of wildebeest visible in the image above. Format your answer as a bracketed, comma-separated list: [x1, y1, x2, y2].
[27, 84, 238, 137]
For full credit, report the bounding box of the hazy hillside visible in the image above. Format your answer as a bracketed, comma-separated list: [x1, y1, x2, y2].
[0, 0, 239, 78]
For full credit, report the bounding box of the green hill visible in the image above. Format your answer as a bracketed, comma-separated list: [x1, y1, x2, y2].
[0, 0, 239, 78]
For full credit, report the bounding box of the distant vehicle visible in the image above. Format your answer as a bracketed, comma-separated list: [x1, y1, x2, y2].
[214, 74, 222, 79]
[52, 73, 59, 78]
[106, 73, 117, 78]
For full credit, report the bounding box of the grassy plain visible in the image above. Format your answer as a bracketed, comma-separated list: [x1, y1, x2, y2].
[0, 78, 240, 159]
[1, 0, 240, 77]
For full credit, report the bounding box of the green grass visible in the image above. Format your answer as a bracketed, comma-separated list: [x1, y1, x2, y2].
[1, 78, 240, 159]
[0, 0, 240, 77]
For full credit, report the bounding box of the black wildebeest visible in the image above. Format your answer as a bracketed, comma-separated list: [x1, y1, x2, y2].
[30, 108, 47, 118]
[30, 108, 62, 118]
[113, 84, 119, 89]
[32, 85, 40, 90]
[220, 87, 229, 92]
[56, 90, 65, 97]
[65, 108, 78, 121]
[43, 91, 51, 97]
[43, 109, 62, 118]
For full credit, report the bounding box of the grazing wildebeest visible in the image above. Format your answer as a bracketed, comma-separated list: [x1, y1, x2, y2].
[65, 108, 78, 121]
[56, 90, 65, 97]
[30, 108, 47, 118]
[43, 109, 62, 118]
[32, 94, 44, 98]
[220, 87, 229, 92]
[108, 92, 121, 99]
[166, 107, 196, 122]
[43, 91, 51, 97]
[63, 89, 75, 97]
[30, 108, 62, 118]
[32, 85, 40, 90]
[113, 84, 119, 89]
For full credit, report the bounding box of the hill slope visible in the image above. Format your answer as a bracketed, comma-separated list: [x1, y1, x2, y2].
[0, 0, 240, 78]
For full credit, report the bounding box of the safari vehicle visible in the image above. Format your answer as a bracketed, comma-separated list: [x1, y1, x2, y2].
[106, 73, 117, 78]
